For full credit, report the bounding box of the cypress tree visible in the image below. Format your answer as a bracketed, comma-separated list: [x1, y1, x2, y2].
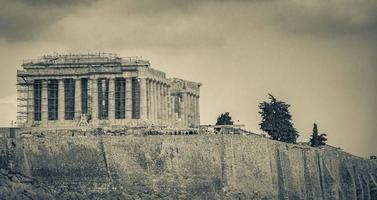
[310, 123, 327, 147]
[259, 94, 299, 143]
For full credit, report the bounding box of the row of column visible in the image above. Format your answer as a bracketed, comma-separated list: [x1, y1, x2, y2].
[145, 79, 172, 126]
[27, 79, 85, 125]
[26, 77, 200, 128]
[89, 77, 137, 122]
[27, 77, 139, 126]
[179, 93, 200, 127]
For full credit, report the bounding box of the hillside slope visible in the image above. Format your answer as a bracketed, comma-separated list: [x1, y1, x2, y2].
[1, 135, 376, 199]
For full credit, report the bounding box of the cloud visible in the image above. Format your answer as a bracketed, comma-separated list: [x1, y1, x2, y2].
[0, 0, 96, 41]
[18, 0, 92, 6]
[1, 0, 376, 42]
[272, 0, 377, 37]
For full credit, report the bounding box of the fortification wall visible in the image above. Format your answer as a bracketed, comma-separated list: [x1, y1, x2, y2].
[3, 134, 377, 199]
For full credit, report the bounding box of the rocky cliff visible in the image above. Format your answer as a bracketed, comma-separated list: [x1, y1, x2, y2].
[1, 135, 376, 199]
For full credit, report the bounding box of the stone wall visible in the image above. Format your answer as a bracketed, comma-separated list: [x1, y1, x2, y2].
[2, 134, 377, 199]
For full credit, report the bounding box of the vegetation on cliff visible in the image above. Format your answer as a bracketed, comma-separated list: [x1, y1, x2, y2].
[259, 94, 299, 143]
[215, 112, 234, 132]
[310, 123, 327, 147]
[0, 168, 54, 200]
[215, 112, 234, 126]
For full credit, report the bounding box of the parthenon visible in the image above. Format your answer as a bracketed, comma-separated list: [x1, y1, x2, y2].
[16, 53, 201, 129]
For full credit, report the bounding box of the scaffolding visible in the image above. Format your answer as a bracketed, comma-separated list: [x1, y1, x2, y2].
[33, 80, 42, 121]
[16, 76, 30, 127]
[22, 52, 150, 67]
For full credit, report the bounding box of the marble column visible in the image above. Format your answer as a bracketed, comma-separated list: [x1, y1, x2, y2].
[152, 81, 157, 124]
[155, 82, 160, 124]
[160, 83, 165, 125]
[191, 95, 195, 126]
[149, 81, 153, 123]
[168, 96, 172, 126]
[165, 85, 170, 125]
[191, 95, 194, 126]
[171, 95, 175, 126]
[58, 79, 65, 123]
[187, 93, 191, 127]
[153, 81, 158, 123]
[174, 96, 179, 125]
[147, 80, 153, 122]
[196, 95, 200, 126]
[166, 95, 170, 126]
[160, 84, 164, 125]
[91, 78, 98, 122]
[149, 80, 152, 123]
[161, 83, 166, 125]
[75, 78, 82, 121]
[180, 93, 187, 127]
[186, 93, 190, 126]
[165, 87, 169, 126]
[170, 96, 174, 126]
[27, 83, 34, 126]
[146, 80, 150, 121]
[193, 95, 197, 126]
[41, 80, 48, 125]
[108, 78, 115, 121]
[186, 93, 191, 126]
[186, 93, 190, 127]
[125, 78, 133, 119]
[188, 94, 193, 127]
[149, 80, 154, 122]
[192, 95, 196, 126]
[155, 81, 159, 124]
[139, 78, 148, 120]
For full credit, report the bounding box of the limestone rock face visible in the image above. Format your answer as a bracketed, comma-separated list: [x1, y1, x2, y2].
[0, 168, 54, 200]
[1, 135, 376, 199]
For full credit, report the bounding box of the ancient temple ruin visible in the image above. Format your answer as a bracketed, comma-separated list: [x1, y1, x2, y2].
[16, 53, 201, 129]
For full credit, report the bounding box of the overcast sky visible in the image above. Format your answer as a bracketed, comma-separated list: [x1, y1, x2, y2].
[0, 0, 376, 157]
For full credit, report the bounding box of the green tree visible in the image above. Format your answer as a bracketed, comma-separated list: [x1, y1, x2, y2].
[259, 94, 299, 143]
[310, 123, 327, 147]
[216, 112, 234, 126]
[215, 112, 234, 132]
